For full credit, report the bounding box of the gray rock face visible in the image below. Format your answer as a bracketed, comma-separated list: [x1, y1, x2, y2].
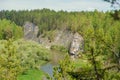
[23, 22, 39, 41]
[38, 30, 74, 49]
[23, 22, 84, 55]
[69, 33, 84, 58]
[23, 22, 74, 49]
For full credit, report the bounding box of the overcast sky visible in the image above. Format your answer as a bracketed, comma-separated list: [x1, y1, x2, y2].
[0, 0, 114, 11]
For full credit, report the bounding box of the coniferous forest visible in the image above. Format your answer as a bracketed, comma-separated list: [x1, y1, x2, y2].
[0, 1, 120, 80]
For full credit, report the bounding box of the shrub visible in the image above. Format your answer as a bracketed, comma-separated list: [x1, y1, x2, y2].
[0, 39, 51, 80]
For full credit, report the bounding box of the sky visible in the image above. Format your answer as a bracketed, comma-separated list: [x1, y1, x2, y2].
[0, 0, 115, 11]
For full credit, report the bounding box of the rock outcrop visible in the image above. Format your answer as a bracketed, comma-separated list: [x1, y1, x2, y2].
[38, 30, 74, 49]
[23, 22, 84, 56]
[69, 32, 84, 59]
[23, 22, 73, 49]
[23, 22, 39, 42]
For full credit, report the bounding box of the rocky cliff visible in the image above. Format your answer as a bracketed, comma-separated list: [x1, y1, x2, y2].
[23, 22, 84, 57]
[24, 22, 39, 42]
[69, 33, 84, 58]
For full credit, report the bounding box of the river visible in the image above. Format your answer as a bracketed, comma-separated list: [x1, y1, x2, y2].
[40, 63, 54, 78]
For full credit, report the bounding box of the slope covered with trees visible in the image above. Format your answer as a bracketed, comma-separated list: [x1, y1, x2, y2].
[0, 9, 120, 34]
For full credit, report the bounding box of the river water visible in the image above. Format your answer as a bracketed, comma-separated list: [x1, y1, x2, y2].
[40, 51, 65, 79]
[40, 63, 54, 78]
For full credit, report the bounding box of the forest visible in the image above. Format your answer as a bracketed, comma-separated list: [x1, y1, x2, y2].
[0, 5, 120, 80]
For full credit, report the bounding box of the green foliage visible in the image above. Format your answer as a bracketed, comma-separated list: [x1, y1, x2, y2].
[0, 39, 51, 80]
[0, 9, 120, 80]
[52, 11, 120, 79]
[80, 21, 120, 80]
[53, 55, 75, 80]
[0, 19, 23, 40]
[0, 39, 23, 80]
[104, 70, 120, 80]
[13, 39, 51, 69]
[51, 45, 68, 53]
[0, 9, 120, 35]
[17, 69, 45, 80]
[43, 30, 56, 41]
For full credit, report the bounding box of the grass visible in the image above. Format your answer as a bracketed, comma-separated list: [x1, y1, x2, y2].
[17, 69, 45, 80]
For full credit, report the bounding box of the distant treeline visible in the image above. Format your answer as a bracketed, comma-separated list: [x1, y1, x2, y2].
[0, 9, 120, 35]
